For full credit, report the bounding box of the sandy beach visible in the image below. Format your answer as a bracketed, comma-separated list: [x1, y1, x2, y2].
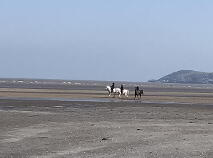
[1, 82, 213, 158]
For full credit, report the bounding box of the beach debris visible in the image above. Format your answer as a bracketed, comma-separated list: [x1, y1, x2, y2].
[188, 121, 195, 123]
[101, 137, 110, 141]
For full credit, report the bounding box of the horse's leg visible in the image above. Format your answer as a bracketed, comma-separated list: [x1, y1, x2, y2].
[135, 91, 139, 99]
[118, 90, 121, 98]
[125, 91, 128, 97]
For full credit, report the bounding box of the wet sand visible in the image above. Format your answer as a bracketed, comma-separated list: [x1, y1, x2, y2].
[1, 84, 213, 157]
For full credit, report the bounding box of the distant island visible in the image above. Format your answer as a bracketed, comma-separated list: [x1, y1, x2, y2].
[150, 70, 213, 84]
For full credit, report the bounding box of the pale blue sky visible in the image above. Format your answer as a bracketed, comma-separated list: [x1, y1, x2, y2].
[0, 0, 213, 81]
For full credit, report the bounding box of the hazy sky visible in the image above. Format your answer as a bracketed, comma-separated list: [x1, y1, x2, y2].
[1, 0, 213, 81]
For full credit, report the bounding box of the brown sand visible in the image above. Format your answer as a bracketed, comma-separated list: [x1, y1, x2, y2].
[0, 87, 213, 157]
[1, 87, 213, 104]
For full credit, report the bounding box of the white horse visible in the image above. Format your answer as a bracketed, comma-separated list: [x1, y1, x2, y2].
[122, 89, 130, 97]
[106, 86, 121, 97]
[106, 86, 129, 97]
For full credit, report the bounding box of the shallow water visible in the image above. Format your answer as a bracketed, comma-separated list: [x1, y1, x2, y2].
[0, 97, 122, 103]
[0, 96, 206, 106]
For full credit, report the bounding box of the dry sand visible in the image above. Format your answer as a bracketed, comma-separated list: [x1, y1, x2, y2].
[1, 86, 213, 158]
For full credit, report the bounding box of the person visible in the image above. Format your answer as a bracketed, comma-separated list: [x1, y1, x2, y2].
[135, 86, 139, 95]
[136, 86, 139, 91]
[135, 86, 139, 98]
[121, 84, 124, 94]
[111, 82, 115, 93]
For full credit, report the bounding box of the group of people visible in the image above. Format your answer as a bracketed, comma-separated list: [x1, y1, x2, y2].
[110, 83, 142, 95]
[111, 82, 124, 94]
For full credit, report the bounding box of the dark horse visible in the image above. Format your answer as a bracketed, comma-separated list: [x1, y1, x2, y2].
[135, 87, 144, 99]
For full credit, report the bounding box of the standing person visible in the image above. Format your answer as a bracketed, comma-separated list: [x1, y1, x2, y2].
[111, 82, 115, 93]
[121, 84, 124, 95]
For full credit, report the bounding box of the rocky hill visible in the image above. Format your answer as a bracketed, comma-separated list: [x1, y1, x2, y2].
[153, 70, 213, 84]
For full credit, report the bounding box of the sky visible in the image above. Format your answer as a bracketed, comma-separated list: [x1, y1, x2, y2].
[0, 0, 213, 82]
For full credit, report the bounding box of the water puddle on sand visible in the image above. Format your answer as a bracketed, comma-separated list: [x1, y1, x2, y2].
[0, 109, 55, 115]
[0, 97, 122, 103]
[53, 105, 64, 108]
[0, 96, 209, 106]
